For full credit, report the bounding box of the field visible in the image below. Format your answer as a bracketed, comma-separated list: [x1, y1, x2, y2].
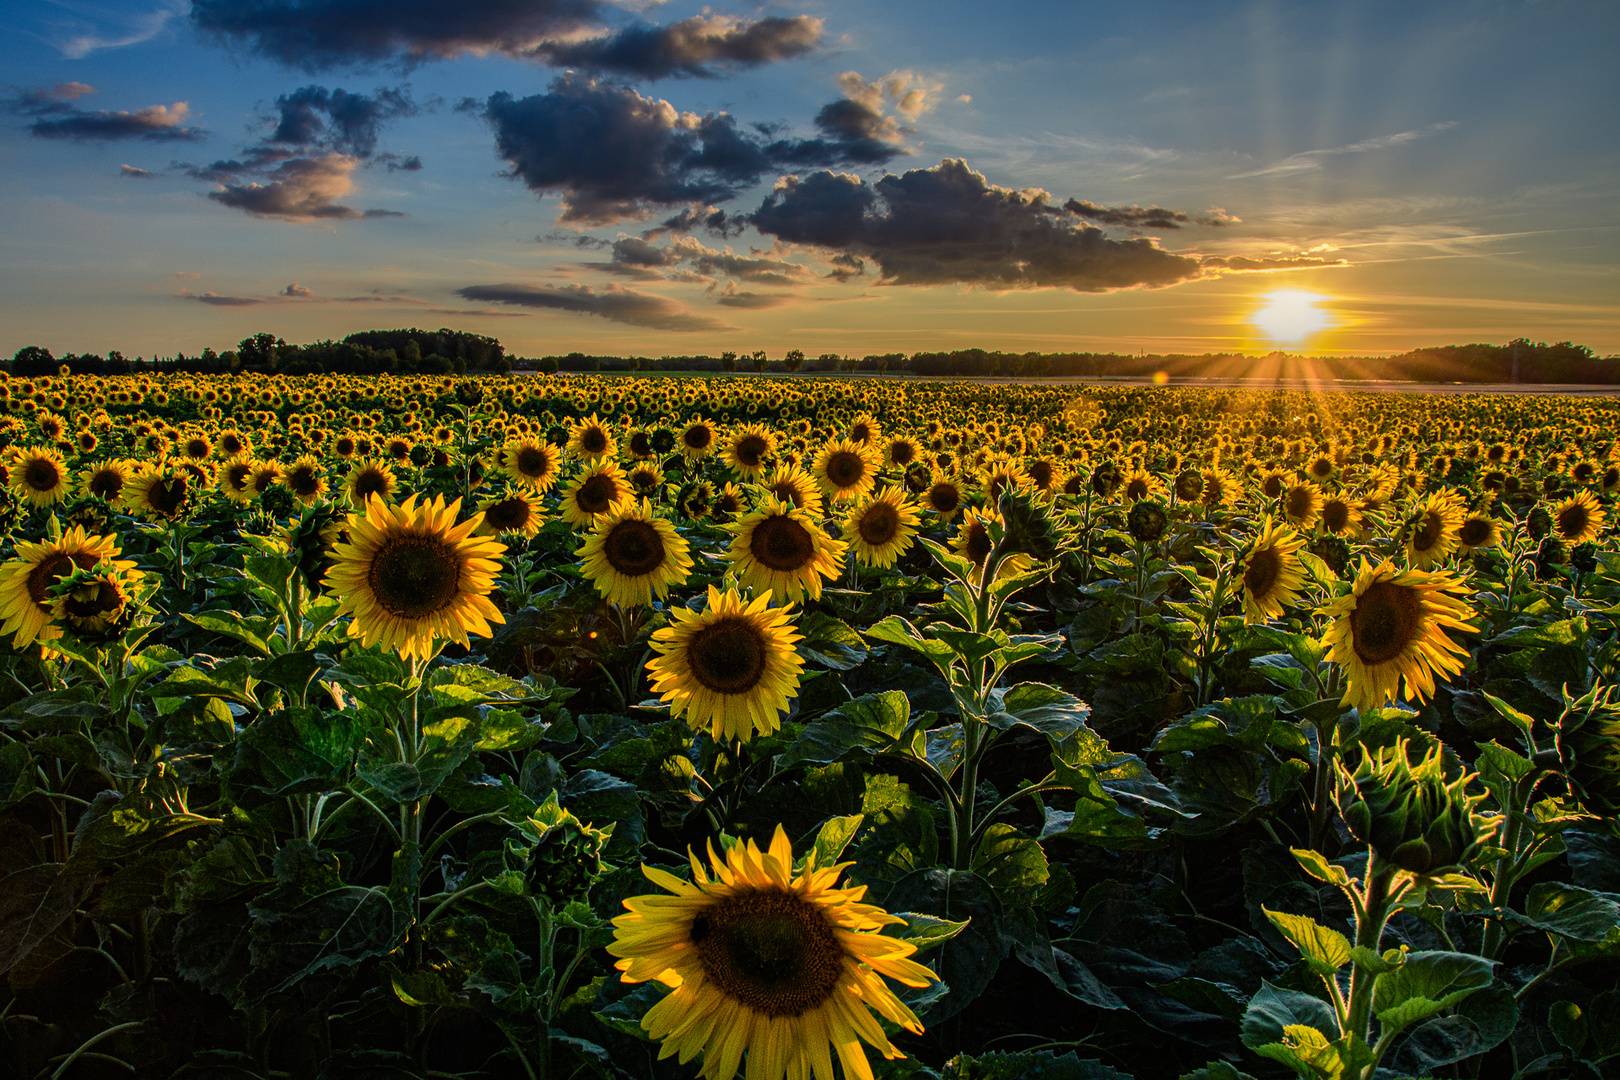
[1, 370, 1618, 1080]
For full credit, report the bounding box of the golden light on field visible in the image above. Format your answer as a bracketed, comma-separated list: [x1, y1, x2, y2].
[1252, 290, 1332, 345]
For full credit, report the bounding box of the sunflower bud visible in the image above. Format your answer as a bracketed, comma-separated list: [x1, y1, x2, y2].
[1336, 740, 1487, 876]
[1126, 500, 1168, 544]
[1527, 505, 1552, 540]
[1572, 543, 1599, 575]
[524, 796, 611, 906]
[997, 488, 1068, 561]
[281, 501, 346, 593]
[1310, 534, 1351, 578]
[1534, 536, 1566, 579]
[1555, 687, 1620, 816]
[1173, 468, 1204, 501]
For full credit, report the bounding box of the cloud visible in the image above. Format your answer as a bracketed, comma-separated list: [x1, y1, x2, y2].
[836, 70, 943, 122]
[1200, 253, 1346, 272]
[479, 72, 907, 224]
[268, 84, 420, 157]
[526, 15, 821, 79]
[713, 283, 792, 308]
[282, 282, 317, 297]
[191, 0, 604, 70]
[456, 281, 731, 330]
[1064, 199, 1236, 230]
[55, 2, 186, 58]
[1228, 122, 1460, 179]
[121, 164, 154, 178]
[179, 290, 264, 306]
[583, 235, 811, 286]
[13, 85, 205, 142]
[747, 159, 1204, 291]
[206, 152, 402, 220]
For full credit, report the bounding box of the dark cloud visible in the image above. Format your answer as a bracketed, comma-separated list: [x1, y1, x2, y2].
[1200, 254, 1345, 271]
[378, 153, 422, 171]
[713, 284, 792, 308]
[120, 164, 153, 178]
[748, 159, 1203, 291]
[826, 252, 865, 282]
[179, 290, 263, 306]
[649, 205, 739, 238]
[13, 83, 205, 142]
[582, 235, 809, 286]
[191, 0, 602, 70]
[479, 73, 905, 224]
[1064, 199, 1237, 230]
[206, 153, 402, 220]
[528, 15, 820, 79]
[456, 282, 730, 331]
[282, 282, 317, 297]
[269, 84, 419, 157]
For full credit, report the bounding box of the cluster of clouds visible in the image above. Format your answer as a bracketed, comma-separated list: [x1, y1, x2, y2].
[8, 0, 1352, 330]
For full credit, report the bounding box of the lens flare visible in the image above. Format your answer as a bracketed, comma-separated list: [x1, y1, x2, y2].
[1253, 290, 1331, 345]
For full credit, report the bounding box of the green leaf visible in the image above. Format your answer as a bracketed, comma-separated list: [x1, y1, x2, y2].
[256, 650, 323, 697]
[865, 615, 960, 676]
[1548, 1000, 1586, 1054]
[945, 1050, 1131, 1079]
[1291, 847, 1351, 887]
[797, 612, 869, 670]
[811, 813, 864, 866]
[357, 715, 479, 803]
[1151, 696, 1287, 753]
[1263, 908, 1351, 976]
[428, 915, 529, 1011]
[1515, 882, 1620, 941]
[891, 912, 970, 953]
[777, 691, 913, 769]
[186, 611, 277, 656]
[153, 656, 261, 707]
[562, 769, 643, 855]
[0, 742, 31, 807]
[973, 824, 1050, 893]
[1241, 981, 1339, 1049]
[986, 683, 1090, 738]
[1371, 950, 1494, 1033]
[884, 869, 1004, 1022]
[231, 706, 366, 799]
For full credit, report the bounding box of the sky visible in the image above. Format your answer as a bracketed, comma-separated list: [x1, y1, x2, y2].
[2, 0, 1617, 361]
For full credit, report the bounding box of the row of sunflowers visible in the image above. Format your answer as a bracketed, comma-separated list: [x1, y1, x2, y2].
[0, 370, 1618, 1080]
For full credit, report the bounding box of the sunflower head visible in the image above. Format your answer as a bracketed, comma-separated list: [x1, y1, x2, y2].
[1239, 517, 1308, 625]
[1556, 687, 1620, 816]
[842, 487, 920, 569]
[1553, 490, 1605, 544]
[281, 500, 347, 593]
[578, 499, 693, 608]
[47, 563, 144, 641]
[1336, 740, 1488, 877]
[1322, 560, 1478, 712]
[1126, 499, 1168, 545]
[476, 489, 545, 538]
[1527, 504, 1553, 540]
[997, 487, 1071, 561]
[522, 793, 612, 906]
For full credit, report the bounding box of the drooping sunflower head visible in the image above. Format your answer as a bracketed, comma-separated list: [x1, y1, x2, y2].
[325, 494, 506, 662]
[812, 438, 880, 503]
[645, 585, 804, 741]
[842, 486, 921, 569]
[1239, 516, 1308, 625]
[608, 824, 936, 1080]
[1553, 490, 1605, 544]
[561, 462, 629, 529]
[475, 489, 545, 538]
[9, 447, 71, 507]
[1126, 499, 1169, 545]
[122, 464, 195, 522]
[1322, 560, 1477, 713]
[577, 499, 693, 608]
[725, 496, 845, 604]
[0, 526, 134, 648]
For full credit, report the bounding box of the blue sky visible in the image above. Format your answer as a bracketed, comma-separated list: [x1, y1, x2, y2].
[3, 0, 1616, 359]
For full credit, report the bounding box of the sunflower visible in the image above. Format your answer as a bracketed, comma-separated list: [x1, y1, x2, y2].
[646, 585, 804, 741]
[711, 482, 745, 522]
[567, 413, 617, 461]
[9, 447, 71, 507]
[1319, 496, 1364, 538]
[679, 416, 718, 460]
[1404, 491, 1465, 569]
[725, 497, 846, 603]
[248, 461, 284, 498]
[847, 412, 883, 446]
[1322, 560, 1477, 712]
[812, 438, 880, 504]
[1282, 481, 1324, 529]
[505, 437, 562, 493]
[48, 564, 142, 639]
[122, 464, 194, 521]
[759, 466, 823, 515]
[724, 423, 776, 481]
[1456, 513, 1500, 554]
[1120, 469, 1165, 503]
[842, 487, 920, 569]
[1199, 468, 1238, 509]
[951, 505, 1001, 567]
[475, 489, 545, 538]
[1239, 517, 1308, 624]
[281, 455, 327, 506]
[561, 462, 630, 529]
[578, 500, 693, 608]
[923, 477, 965, 523]
[885, 435, 921, 470]
[628, 462, 665, 496]
[77, 460, 131, 504]
[0, 526, 135, 648]
[608, 825, 936, 1080]
[1553, 490, 1605, 544]
[983, 460, 1031, 505]
[325, 494, 506, 662]
[344, 459, 398, 508]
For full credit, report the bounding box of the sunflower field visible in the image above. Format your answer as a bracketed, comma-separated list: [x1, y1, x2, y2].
[3, 370, 1620, 1080]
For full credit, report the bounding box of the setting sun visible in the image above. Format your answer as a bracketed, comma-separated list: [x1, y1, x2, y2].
[1253, 290, 1332, 345]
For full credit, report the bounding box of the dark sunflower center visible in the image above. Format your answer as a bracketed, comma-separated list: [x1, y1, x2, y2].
[850, 423, 873, 443]
[686, 617, 769, 695]
[1459, 517, 1493, 547]
[24, 458, 61, 491]
[1286, 486, 1315, 520]
[1558, 504, 1590, 539]
[690, 888, 843, 1018]
[575, 474, 619, 514]
[185, 439, 209, 459]
[579, 427, 608, 454]
[1263, 475, 1285, 498]
[353, 469, 391, 499]
[857, 502, 901, 546]
[604, 520, 666, 576]
[770, 481, 806, 508]
[751, 516, 814, 571]
[1244, 546, 1281, 600]
[147, 477, 188, 517]
[289, 467, 320, 496]
[735, 435, 768, 467]
[366, 536, 463, 620]
[223, 435, 245, 455]
[1349, 581, 1423, 666]
[826, 451, 865, 488]
[928, 483, 961, 513]
[90, 470, 125, 500]
[683, 425, 713, 450]
[516, 446, 551, 478]
[485, 497, 531, 531]
[1412, 511, 1443, 552]
[28, 552, 96, 608]
[964, 522, 993, 564]
[64, 581, 123, 620]
[1125, 477, 1149, 500]
[1322, 500, 1351, 533]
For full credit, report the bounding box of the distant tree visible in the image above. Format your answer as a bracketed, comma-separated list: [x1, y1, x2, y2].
[535, 356, 559, 375]
[237, 333, 287, 370]
[750, 350, 767, 373]
[784, 349, 806, 372]
[11, 345, 56, 376]
[720, 350, 738, 373]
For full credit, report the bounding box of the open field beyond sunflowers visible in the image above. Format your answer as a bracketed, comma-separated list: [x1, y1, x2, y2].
[3, 371, 1620, 1080]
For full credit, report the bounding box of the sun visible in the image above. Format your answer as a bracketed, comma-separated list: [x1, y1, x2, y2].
[1253, 289, 1331, 344]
